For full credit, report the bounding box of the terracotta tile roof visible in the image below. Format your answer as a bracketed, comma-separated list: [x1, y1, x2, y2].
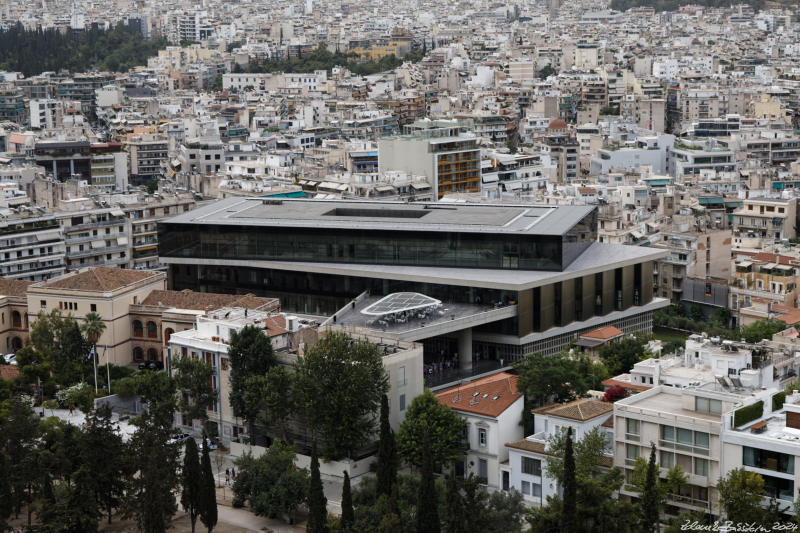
[38, 267, 161, 292]
[0, 277, 33, 297]
[263, 315, 288, 336]
[140, 289, 280, 312]
[531, 397, 613, 421]
[601, 377, 650, 391]
[751, 252, 800, 267]
[581, 326, 624, 340]
[1, 365, 19, 381]
[771, 304, 800, 326]
[601, 415, 614, 428]
[435, 372, 522, 418]
[505, 436, 613, 467]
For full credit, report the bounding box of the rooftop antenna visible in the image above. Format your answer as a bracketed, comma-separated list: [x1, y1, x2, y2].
[454, 380, 463, 403]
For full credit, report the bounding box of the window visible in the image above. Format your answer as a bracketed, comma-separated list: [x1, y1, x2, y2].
[146, 321, 158, 339]
[660, 451, 674, 468]
[479, 428, 487, 447]
[522, 457, 542, 476]
[694, 432, 709, 449]
[132, 320, 143, 337]
[11, 311, 21, 328]
[661, 425, 675, 442]
[521, 481, 531, 495]
[40, 300, 46, 309]
[398, 365, 406, 386]
[677, 428, 693, 446]
[743, 446, 794, 474]
[532, 483, 542, 497]
[626, 418, 640, 440]
[90, 304, 97, 312]
[694, 457, 708, 477]
[626, 444, 639, 462]
[399, 394, 406, 412]
[696, 397, 722, 414]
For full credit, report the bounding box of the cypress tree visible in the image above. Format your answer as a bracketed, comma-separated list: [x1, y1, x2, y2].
[443, 465, 464, 533]
[340, 471, 354, 532]
[560, 427, 576, 533]
[376, 394, 397, 498]
[417, 434, 440, 533]
[307, 445, 328, 533]
[198, 439, 217, 533]
[641, 444, 660, 533]
[181, 439, 202, 533]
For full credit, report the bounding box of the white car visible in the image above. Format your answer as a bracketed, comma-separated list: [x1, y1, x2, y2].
[3, 354, 16, 365]
[196, 439, 218, 451]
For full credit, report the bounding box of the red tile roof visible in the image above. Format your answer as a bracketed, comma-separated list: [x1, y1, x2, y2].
[0, 277, 33, 297]
[601, 377, 651, 392]
[38, 267, 162, 292]
[140, 289, 280, 313]
[435, 372, 522, 418]
[531, 397, 613, 421]
[581, 326, 624, 340]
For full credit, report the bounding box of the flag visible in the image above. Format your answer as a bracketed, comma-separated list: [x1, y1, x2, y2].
[87, 345, 95, 361]
[102, 345, 108, 359]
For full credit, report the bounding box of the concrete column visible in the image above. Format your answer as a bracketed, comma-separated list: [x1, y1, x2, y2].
[69, 159, 75, 177]
[458, 328, 473, 371]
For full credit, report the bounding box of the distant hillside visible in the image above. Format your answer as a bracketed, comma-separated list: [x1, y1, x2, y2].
[609, 0, 765, 12]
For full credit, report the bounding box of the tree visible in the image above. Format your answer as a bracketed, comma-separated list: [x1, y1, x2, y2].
[341, 471, 354, 532]
[629, 445, 687, 530]
[599, 337, 646, 376]
[717, 468, 769, 524]
[376, 394, 397, 498]
[603, 385, 628, 403]
[81, 405, 128, 524]
[232, 440, 309, 522]
[0, 398, 40, 519]
[199, 438, 217, 533]
[65, 467, 100, 533]
[561, 427, 576, 533]
[243, 365, 293, 442]
[416, 435, 440, 533]
[690, 304, 703, 322]
[227, 325, 275, 437]
[443, 467, 465, 533]
[537, 64, 557, 79]
[640, 445, 660, 533]
[0, 454, 12, 533]
[125, 372, 180, 533]
[397, 389, 466, 469]
[173, 355, 215, 430]
[80, 312, 107, 352]
[307, 446, 328, 533]
[740, 319, 786, 344]
[181, 439, 202, 533]
[294, 332, 388, 459]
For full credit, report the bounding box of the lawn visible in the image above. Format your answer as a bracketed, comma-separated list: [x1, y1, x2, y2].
[652, 326, 690, 345]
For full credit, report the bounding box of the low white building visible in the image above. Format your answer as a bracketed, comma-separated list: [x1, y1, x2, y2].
[435, 372, 524, 489]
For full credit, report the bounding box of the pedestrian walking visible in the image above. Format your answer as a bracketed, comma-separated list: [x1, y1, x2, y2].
[225, 472, 230, 485]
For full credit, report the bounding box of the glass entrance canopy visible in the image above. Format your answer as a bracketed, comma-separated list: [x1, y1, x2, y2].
[361, 292, 442, 316]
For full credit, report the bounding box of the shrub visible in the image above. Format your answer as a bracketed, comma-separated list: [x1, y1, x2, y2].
[733, 401, 763, 428]
[772, 392, 786, 412]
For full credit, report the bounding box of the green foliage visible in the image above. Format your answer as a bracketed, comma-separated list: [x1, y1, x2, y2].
[599, 105, 620, 115]
[537, 65, 557, 79]
[717, 468, 769, 524]
[227, 324, 275, 425]
[294, 332, 388, 459]
[233, 441, 309, 521]
[733, 400, 764, 428]
[173, 354, 215, 426]
[690, 304, 703, 322]
[640, 446, 660, 532]
[243, 44, 423, 77]
[199, 439, 217, 533]
[599, 337, 647, 376]
[545, 426, 609, 484]
[416, 435, 440, 533]
[741, 319, 786, 343]
[82, 405, 128, 525]
[341, 471, 354, 532]
[182, 439, 202, 533]
[308, 447, 328, 533]
[376, 394, 398, 498]
[65, 382, 95, 413]
[145, 178, 159, 194]
[0, 23, 168, 76]
[397, 388, 466, 468]
[243, 365, 293, 442]
[561, 428, 576, 533]
[773, 391, 786, 412]
[629, 449, 687, 527]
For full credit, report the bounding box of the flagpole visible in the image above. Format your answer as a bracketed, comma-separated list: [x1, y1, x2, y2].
[93, 345, 98, 394]
[105, 346, 111, 394]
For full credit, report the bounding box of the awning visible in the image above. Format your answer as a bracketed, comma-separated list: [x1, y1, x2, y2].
[91, 240, 106, 249]
[376, 185, 394, 192]
[764, 262, 779, 270]
[631, 230, 644, 239]
[506, 181, 523, 190]
[117, 236, 128, 246]
[411, 182, 430, 189]
[110, 209, 125, 217]
[36, 231, 60, 242]
[482, 174, 499, 183]
[337, 184, 348, 191]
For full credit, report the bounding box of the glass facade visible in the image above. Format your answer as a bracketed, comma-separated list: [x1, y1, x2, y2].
[743, 446, 794, 474]
[158, 212, 597, 272]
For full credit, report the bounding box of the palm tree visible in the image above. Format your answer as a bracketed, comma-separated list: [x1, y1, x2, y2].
[81, 312, 107, 390]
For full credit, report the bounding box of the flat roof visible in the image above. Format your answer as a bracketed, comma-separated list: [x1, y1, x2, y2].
[162, 197, 596, 237]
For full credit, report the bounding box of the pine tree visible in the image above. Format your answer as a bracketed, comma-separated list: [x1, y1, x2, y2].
[560, 427, 576, 533]
[181, 439, 202, 533]
[417, 434, 440, 533]
[198, 439, 217, 533]
[307, 445, 328, 533]
[340, 471, 354, 532]
[0, 455, 11, 533]
[376, 394, 397, 498]
[443, 465, 465, 533]
[641, 445, 660, 533]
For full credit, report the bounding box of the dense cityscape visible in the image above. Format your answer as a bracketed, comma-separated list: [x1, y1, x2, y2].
[1, 0, 800, 531]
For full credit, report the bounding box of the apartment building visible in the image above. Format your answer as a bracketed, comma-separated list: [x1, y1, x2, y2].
[653, 229, 731, 303]
[126, 134, 168, 185]
[668, 143, 736, 177]
[481, 151, 554, 198]
[125, 195, 196, 271]
[378, 118, 481, 199]
[730, 254, 800, 324]
[732, 197, 797, 249]
[59, 208, 129, 272]
[30, 99, 64, 129]
[0, 215, 65, 281]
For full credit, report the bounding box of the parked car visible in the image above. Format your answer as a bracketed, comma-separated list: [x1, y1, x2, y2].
[137, 360, 164, 371]
[3, 354, 16, 365]
[167, 433, 192, 446]
[196, 439, 218, 451]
